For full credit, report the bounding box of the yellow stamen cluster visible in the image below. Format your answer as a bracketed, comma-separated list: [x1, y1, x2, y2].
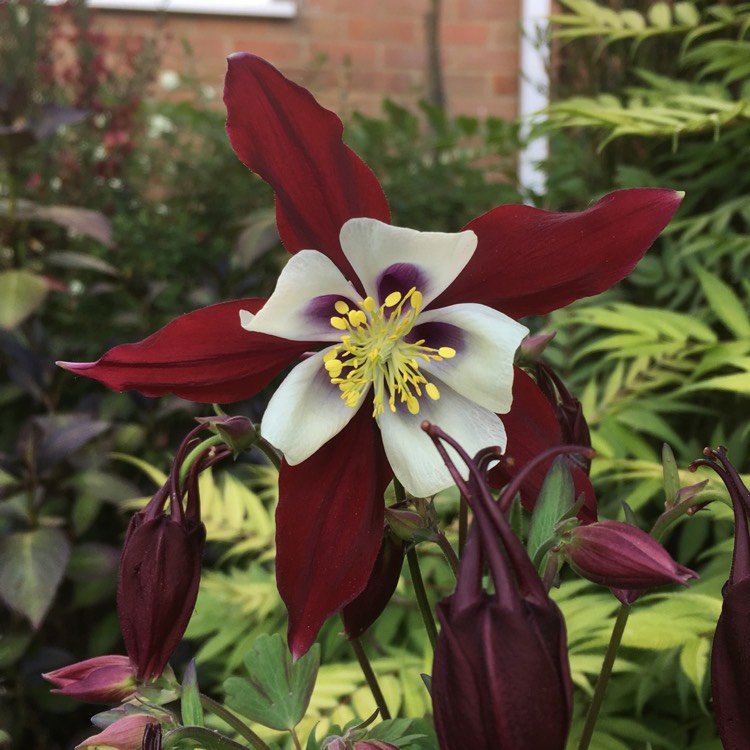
[324, 288, 456, 416]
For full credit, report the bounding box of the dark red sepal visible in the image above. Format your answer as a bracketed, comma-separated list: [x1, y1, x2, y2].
[489, 368, 597, 523]
[58, 299, 310, 403]
[224, 54, 390, 282]
[438, 188, 682, 318]
[275, 404, 393, 659]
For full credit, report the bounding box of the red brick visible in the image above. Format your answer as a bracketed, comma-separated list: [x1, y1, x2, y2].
[312, 40, 380, 67]
[383, 44, 425, 70]
[348, 17, 419, 44]
[440, 21, 490, 46]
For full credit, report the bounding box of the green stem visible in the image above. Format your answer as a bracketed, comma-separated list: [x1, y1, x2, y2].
[577, 603, 631, 750]
[162, 726, 249, 750]
[179, 435, 224, 487]
[406, 546, 438, 649]
[289, 728, 303, 750]
[393, 478, 406, 504]
[433, 529, 459, 578]
[349, 635, 392, 720]
[199, 694, 272, 750]
[255, 435, 282, 471]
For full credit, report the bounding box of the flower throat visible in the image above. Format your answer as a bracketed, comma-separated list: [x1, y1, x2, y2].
[324, 287, 456, 417]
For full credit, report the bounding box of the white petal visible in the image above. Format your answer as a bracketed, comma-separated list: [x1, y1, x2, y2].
[239, 309, 255, 329]
[418, 303, 529, 414]
[260, 349, 363, 464]
[246, 250, 362, 341]
[378, 380, 506, 497]
[340, 218, 477, 308]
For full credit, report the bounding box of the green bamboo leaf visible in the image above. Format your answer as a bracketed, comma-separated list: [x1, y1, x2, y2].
[648, 2, 673, 28]
[224, 634, 320, 732]
[697, 269, 750, 338]
[673, 1, 700, 26]
[0, 528, 71, 628]
[679, 637, 710, 707]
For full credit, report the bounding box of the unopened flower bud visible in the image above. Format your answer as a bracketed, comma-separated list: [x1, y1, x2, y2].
[563, 521, 697, 591]
[43, 654, 135, 704]
[518, 332, 556, 362]
[426, 424, 572, 750]
[691, 446, 750, 749]
[76, 714, 158, 749]
[118, 484, 205, 681]
[384, 505, 430, 542]
[342, 527, 405, 638]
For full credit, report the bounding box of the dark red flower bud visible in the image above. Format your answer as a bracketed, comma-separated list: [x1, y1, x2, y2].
[118, 426, 218, 681]
[563, 521, 697, 591]
[425, 425, 572, 750]
[690, 447, 750, 749]
[535, 361, 592, 474]
[43, 654, 135, 704]
[342, 527, 406, 638]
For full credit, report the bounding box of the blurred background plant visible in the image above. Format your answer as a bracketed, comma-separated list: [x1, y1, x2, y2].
[1, 0, 748, 748]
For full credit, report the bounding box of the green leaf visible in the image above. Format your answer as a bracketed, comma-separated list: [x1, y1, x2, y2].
[223, 633, 320, 732]
[697, 269, 750, 338]
[527, 458, 575, 566]
[0, 271, 50, 329]
[181, 659, 204, 727]
[680, 637, 710, 707]
[0, 528, 71, 628]
[662, 443, 680, 506]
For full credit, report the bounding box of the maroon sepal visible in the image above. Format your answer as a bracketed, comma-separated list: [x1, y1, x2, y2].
[489, 367, 597, 523]
[438, 188, 683, 318]
[58, 299, 310, 404]
[276, 404, 393, 659]
[224, 54, 390, 282]
[341, 526, 406, 639]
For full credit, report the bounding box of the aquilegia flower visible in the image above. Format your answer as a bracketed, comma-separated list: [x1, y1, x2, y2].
[58, 53, 682, 657]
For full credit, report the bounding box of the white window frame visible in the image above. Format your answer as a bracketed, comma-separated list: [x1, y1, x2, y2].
[45, 0, 297, 18]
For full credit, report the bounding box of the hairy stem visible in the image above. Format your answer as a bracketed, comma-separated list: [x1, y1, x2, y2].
[350, 635, 392, 720]
[577, 603, 631, 750]
[406, 546, 438, 649]
[199, 694, 271, 750]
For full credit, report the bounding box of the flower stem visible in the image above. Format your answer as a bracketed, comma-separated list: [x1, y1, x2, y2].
[577, 603, 631, 750]
[433, 529, 459, 578]
[179, 435, 224, 487]
[458, 496, 468, 557]
[199, 693, 271, 750]
[162, 726, 249, 750]
[289, 728, 302, 750]
[255, 435, 282, 470]
[406, 546, 438, 649]
[349, 635, 392, 720]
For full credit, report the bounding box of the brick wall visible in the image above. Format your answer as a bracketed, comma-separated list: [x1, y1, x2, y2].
[91, 0, 521, 119]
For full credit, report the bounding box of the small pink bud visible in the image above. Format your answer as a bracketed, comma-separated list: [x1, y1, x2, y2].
[76, 714, 157, 749]
[564, 521, 697, 590]
[43, 654, 136, 704]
